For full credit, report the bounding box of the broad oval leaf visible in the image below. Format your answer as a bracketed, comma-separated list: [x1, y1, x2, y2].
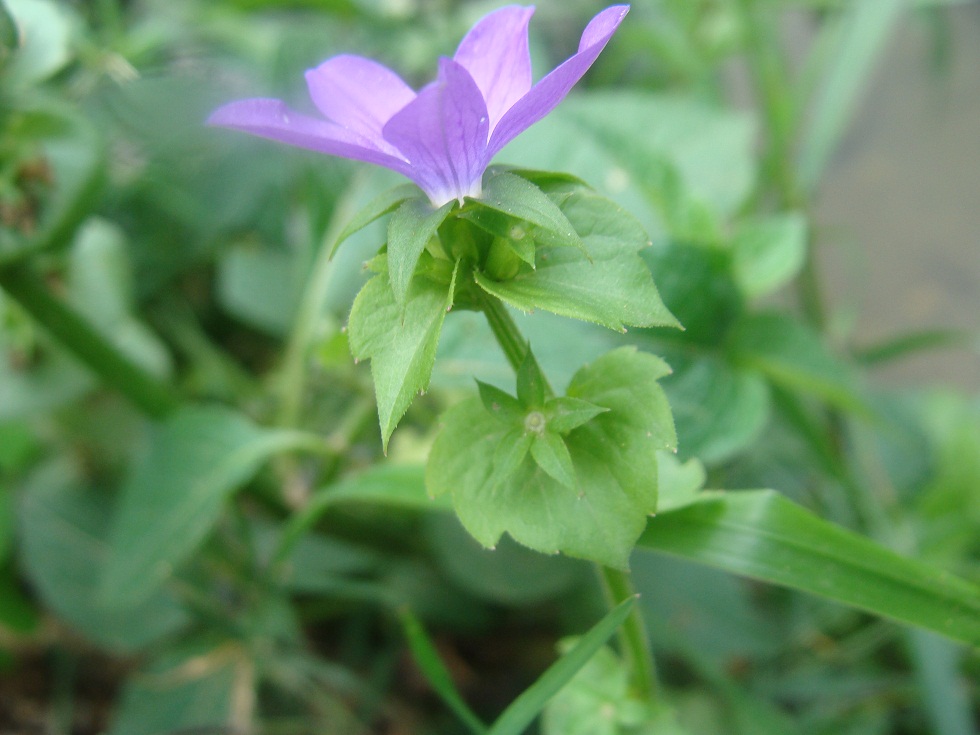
[101, 406, 321, 604]
[19, 461, 188, 651]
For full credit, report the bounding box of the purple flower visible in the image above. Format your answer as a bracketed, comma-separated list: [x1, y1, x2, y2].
[207, 5, 629, 206]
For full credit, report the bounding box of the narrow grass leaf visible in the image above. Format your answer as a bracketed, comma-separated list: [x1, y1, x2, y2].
[399, 607, 488, 735]
[638, 490, 980, 646]
[488, 597, 635, 735]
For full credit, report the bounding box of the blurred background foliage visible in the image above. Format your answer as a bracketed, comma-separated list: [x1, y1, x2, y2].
[0, 0, 978, 733]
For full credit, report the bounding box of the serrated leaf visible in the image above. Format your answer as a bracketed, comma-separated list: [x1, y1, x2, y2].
[655, 451, 706, 513]
[474, 171, 582, 247]
[348, 260, 455, 450]
[477, 380, 523, 424]
[731, 213, 807, 298]
[101, 406, 318, 604]
[428, 348, 675, 567]
[388, 197, 455, 304]
[330, 183, 419, 258]
[545, 397, 609, 434]
[476, 191, 678, 332]
[531, 432, 576, 488]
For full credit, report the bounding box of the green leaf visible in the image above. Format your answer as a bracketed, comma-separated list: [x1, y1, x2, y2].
[854, 328, 975, 366]
[906, 629, 976, 735]
[798, 0, 906, 188]
[531, 432, 576, 488]
[0, 345, 91, 420]
[1, 104, 105, 265]
[427, 514, 585, 606]
[348, 259, 456, 450]
[428, 348, 675, 567]
[501, 93, 756, 237]
[731, 212, 808, 298]
[0, 422, 38, 474]
[475, 191, 678, 332]
[330, 183, 419, 258]
[19, 461, 188, 651]
[67, 218, 172, 377]
[217, 241, 302, 336]
[637, 490, 980, 646]
[477, 380, 523, 424]
[101, 406, 319, 604]
[491, 428, 534, 485]
[542, 644, 685, 735]
[655, 451, 706, 513]
[0, 567, 38, 634]
[399, 607, 488, 735]
[0, 485, 12, 563]
[662, 355, 771, 464]
[487, 597, 635, 735]
[108, 642, 240, 735]
[642, 241, 743, 345]
[275, 464, 449, 564]
[730, 312, 871, 417]
[388, 197, 455, 304]
[472, 171, 582, 247]
[0, 0, 16, 60]
[544, 397, 609, 434]
[561, 92, 756, 221]
[4, 0, 75, 87]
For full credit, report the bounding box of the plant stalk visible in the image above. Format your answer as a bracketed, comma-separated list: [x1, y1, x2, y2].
[0, 263, 179, 418]
[277, 171, 371, 428]
[599, 565, 660, 702]
[479, 292, 528, 373]
[480, 289, 660, 703]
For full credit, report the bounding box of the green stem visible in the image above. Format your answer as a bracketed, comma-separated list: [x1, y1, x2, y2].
[0, 264, 179, 418]
[736, 0, 801, 208]
[277, 172, 370, 428]
[737, 0, 827, 331]
[599, 566, 660, 702]
[479, 292, 528, 373]
[480, 289, 659, 702]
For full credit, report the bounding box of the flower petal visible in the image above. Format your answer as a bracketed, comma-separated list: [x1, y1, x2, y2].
[486, 5, 629, 159]
[305, 54, 416, 148]
[206, 98, 412, 175]
[383, 58, 490, 205]
[453, 5, 534, 134]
